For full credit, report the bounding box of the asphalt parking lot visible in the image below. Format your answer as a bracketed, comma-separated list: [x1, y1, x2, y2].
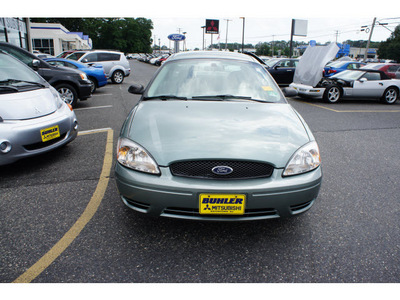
[1, 59, 399, 284]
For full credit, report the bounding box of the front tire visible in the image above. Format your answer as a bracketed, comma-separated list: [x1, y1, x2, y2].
[381, 87, 398, 104]
[323, 85, 342, 103]
[55, 83, 78, 107]
[111, 70, 124, 84]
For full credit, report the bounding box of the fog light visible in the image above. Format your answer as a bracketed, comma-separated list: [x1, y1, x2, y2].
[0, 140, 12, 153]
[73, 121, 79, 131]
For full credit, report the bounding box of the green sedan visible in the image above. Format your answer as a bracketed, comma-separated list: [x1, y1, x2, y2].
[115, 51, 322, 221]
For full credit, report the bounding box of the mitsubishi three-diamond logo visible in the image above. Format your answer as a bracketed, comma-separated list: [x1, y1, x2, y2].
[205, 19, 219, 34]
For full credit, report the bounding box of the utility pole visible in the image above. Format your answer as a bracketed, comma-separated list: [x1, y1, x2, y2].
[240, 17, 245, 53]
[364, 17, 376, 61]
[224, 19, 232, 51]
[335, 30, 339, 43]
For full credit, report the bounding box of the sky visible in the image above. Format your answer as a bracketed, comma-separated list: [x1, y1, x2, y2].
[4, 0, 400, 51]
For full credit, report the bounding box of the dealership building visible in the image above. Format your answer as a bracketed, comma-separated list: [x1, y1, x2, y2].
[1, 17, 92, 55]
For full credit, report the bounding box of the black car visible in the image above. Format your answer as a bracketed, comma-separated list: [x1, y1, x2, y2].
[0, 42, 92, 107]
[264, 58, 299, 85]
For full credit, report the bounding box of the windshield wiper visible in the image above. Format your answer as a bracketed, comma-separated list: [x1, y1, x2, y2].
[143, 95, 188, 101]
[0, 79, 46, 88]
[0, 86, 19, 92]
[192, 95, 272, 103]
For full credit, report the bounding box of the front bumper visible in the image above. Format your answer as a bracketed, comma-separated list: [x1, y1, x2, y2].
[0, 104, 78, 166]
[115, 163, 322, 221]
[290, 83, 325, 99]
[77, 80, 92, 100]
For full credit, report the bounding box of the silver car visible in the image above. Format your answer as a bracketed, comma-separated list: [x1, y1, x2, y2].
[0, 51, 78, 166]
[115, 51, 322, 221]
[66, 50, 130, 84]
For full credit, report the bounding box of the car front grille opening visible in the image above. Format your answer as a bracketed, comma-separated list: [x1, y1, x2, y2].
[23, 133, 67, 151]
[124, 198, 151, 212]
[162, 206, 278, 219]
[170, 160, 274, 180]
[290, 200, 314, 213]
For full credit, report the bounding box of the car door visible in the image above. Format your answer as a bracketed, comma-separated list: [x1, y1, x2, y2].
[352, 71, 385, 98]
[273, 60, 296, 84]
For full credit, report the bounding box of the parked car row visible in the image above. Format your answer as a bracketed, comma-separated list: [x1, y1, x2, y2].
[0, 42, 132, 167]
[136, 53, 171, 66]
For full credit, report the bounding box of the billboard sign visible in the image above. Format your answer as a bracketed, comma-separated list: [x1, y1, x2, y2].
[205, 19, 219, 34]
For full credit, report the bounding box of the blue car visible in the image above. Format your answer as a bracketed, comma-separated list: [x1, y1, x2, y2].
[44, 58, 108, 93]
[324, 61, 366, 77]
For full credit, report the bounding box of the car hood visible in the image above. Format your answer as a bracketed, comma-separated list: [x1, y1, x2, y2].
[293, 43, 340, 87]
[0, 88, 57, 120]
[126, 101, 311, 168]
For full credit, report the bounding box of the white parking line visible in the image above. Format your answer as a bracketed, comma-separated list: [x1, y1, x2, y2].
[78, 128, 113, 135]
[74, 105, 113, 111]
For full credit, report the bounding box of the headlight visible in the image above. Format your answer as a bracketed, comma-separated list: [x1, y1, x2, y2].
[79, 72, 88, 81]
[50, 86, 65, 108]
[117, 138, 160, 175]
[283, 141, 321, 177]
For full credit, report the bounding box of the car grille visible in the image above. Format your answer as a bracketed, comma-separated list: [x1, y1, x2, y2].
[169, 160, 274, 180]
[23, 133, 67, 151]
[162, 207, 279, 219]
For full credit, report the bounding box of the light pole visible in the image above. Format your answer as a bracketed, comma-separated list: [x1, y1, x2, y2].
[240, 17, 245, 53]
[224, 19, 232, 51]
[201, 26, 206, 50]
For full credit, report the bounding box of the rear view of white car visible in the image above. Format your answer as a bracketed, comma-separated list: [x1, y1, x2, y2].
[0, 50, 78, 166]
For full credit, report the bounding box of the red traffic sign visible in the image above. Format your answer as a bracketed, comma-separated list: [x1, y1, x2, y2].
[205, 19, 219, 34]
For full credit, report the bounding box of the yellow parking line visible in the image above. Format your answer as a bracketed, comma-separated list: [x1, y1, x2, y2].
[289, 98, 400, 113]
[13, 129, 114, 283]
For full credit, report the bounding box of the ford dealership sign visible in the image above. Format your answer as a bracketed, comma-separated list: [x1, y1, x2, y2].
[168, 34, 186, 41]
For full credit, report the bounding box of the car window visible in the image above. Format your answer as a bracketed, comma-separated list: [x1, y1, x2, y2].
[47, 60, 64, 67]
[0, 53, 42, 83]
[98, 53, 121, 61]
[84, 53, 98, 63]
[387, 65, 400, 72]
[0, 44, 34, 66]
[146, 59, 284, 103]
[362, 72, 381, 81]
[66, 52, 86, 61]
[64, 61, 78, 69]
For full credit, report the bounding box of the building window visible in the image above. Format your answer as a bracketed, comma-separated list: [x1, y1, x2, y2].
[32, 38, 54, 55]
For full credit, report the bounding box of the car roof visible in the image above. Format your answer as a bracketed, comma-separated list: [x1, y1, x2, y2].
[167, 51, 258, 63]
[342, 68, 391, 79]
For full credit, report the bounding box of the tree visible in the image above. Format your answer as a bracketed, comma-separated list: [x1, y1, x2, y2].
[255, 42, 270, 56]
[378, 25, 400, 62]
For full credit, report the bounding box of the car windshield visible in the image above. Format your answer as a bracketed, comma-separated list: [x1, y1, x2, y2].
[146, 58, 284, 103]
[66, 52, 86, 61]
[265, 58, 281, 68]
[0, 53, 44, 92]
[331, 70, 364, 81]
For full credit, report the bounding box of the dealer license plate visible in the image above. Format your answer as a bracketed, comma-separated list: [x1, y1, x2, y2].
[40, 125, 60, 142]
[199, 193, 246, 215]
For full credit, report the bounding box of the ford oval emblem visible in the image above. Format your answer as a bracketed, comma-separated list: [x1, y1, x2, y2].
[168, 34, 186, 41]
[212, 166, 233, 175]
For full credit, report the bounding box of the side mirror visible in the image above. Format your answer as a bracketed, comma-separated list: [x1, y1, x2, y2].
[82, 58, 88, 63]
[32, 59, 40, 70]
[359, 78, 367, 83]
[282, 87, 298, 97]
[128, 84, 145, 94]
